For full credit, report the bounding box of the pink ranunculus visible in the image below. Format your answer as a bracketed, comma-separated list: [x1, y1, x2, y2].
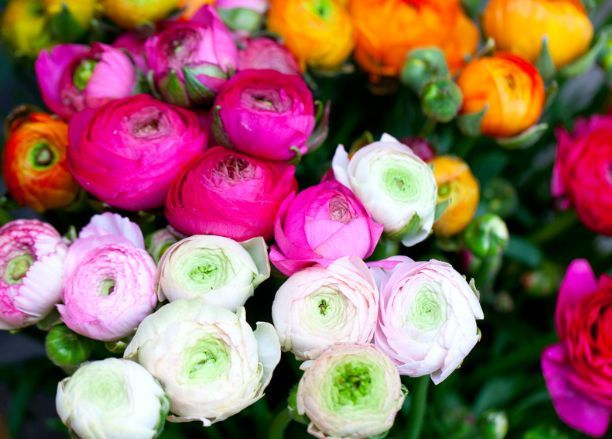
[541, 259, 612, 437]
[35, 43, 137, 120]
[552, 114, 612, 235]
[0, 220, 67, 329]
[113, 32, 148, 72]
[68, 94, 207, 211]
[165, 146, 297, 240]
[58, 213, 157, 341]
[145, 5, 238, 106]
[237, 37, 301, 75]
[269, 180, 383, 276]
[213, 69, 315, 161]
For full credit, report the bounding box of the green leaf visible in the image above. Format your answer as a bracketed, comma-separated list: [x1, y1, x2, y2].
[560, 25, 611, 78]
[183, 67, 215, 105]
[505, 236, 542, 268]
[535, 37, 556, 83]
[48, 5, 85, 42]
[496, 124, 548, 150]
[457, 105, 487, 137]
[434, 198, 451, 221]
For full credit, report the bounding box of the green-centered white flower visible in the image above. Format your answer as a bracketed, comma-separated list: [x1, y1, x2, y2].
[297, 343, 406, 439]
[56, 358, 170, 439]
[124, 299, 281, 426]
[157, 235, 270, 311]
[332, 133, 437, 247]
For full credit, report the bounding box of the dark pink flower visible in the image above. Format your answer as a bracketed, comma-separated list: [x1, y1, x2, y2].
[238, 37, 300, 75]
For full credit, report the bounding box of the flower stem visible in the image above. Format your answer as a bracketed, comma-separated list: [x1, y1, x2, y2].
[268, 408, 291, 439]
[406, 376, 430, 439]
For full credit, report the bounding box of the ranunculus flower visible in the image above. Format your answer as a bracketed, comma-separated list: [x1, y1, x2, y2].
[102, 0, 178, 29]
[113, 32, 148, 72]
[56, 358, 170, 439]
[0, 220, 67, 330]
[349, 0, 477, 76]
[165, 146, 297, 240]
[372, 257, 484, 383]
[217, 0, 268, 33]
[178, 0, 215, 19]
[297, 343, 406, 439]
[212, 69, 315, 161]
[124, 299, 281, 425]
[35, 43, 137, 120]
[457, 53, 545, 138]
[541, 259, 612, 437]
[1, 0, 52, 57]
[269, 180, 383, 275]
[145, 6, 238, 106]
[267, 0, 355, 70]
[145, 228, 181, 263]
[483, 0, 593, 69]
[58, 213, 157, 341]
[158, 235, 270, 311]
[272, 257, 378, 360]
[3, 111, 79, 212]
[68, 94, 207, 211]
[237, 37, 301, 75]
[333, 133, 437, 247]
[43, 0, 97, 30]
[552, 114, 612, 236]
[431, 155, 480, 237]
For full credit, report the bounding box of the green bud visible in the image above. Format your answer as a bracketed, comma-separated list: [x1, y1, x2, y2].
[420, 79, 463, 123]
[401, 47, 449, 93]
[482, 178, 518, 218]
[218, 8, 263, 33]
[479, 410, 509, 439]
[464, 214, 509, 259]
[145, 228, 180, 263]
[496, 123, 548, 150]
[45, 325, 93, 372]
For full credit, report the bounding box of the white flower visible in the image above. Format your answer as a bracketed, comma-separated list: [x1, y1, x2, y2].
[372, 258, 484, 384]
[124, 299, 281, 425]
[333, 133, 437, 247]
[297, 343, 406, 439]
[56, 358, 170, 439]
[272, 257, 378, 360]
[157, 235, 270, 311]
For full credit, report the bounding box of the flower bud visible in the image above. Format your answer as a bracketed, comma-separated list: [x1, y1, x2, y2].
[479, 410, 509, 439]
[272, 257, 378, 360]
[124, 300, 281, 425]
[431, 156, 479, 237]
[101, 0, 178, 29]
[237, 37, 301, 75]
[400, 47, 449, 93]
[145, 228, 180, 263]
[483, 0, 593, 68]
[0, 220, 67, 330]
[420, 78, 463, 123]
[112, 32, 148, 72]
[333, 133, 437, 247]
[268, 0, 355, 70]
[482, 178, 518, 218]
[3, 111, 79, 211]
[464, 214, 509, 259]
[1, 0, 52, 57]
[217, 0, 268, 33]
[56, 358, 170, 438]
[399, 137, 436, 162]
[297, 343, 406, 439]
[158, 235, 270, 311]
[457, 53, 545, 138]
[45, 324, 93, 371]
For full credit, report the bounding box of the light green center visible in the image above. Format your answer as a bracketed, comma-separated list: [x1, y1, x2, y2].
[73, 59, 98, 91]
[29, 142, 57, 169]
[181, 336, 230, 384]
[81, 370, 129, 411]
[178, 248, 232, 292]
[408, 286, 446, 332]
[99, 279, 115, 296]
[331, 361, 374, 407]
[4, 254, 33, 285]
[304, 289, 347, 329]
[382, 167, 418, 202]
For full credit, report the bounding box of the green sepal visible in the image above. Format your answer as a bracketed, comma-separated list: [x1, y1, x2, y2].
[211, 105, 235, 149]
[401, 47, 449, 94]
[434, 198, 451, 221]
[560, 25, 612, 78]
[420, 78, 463, 123]
[287, 385, 309, 425]
[349, 131, 374, 156]
[306, 100, 331, 153]
[457, 105, 488, 137]
[160, 70, 189, 107]
[183, 66, 216, 105]
[36, 309, 62, 331]
[386, 213, 422, 242]
[48, 5, 85, 43]
[535, 37, 556, 83]
[496, 123, 548, 150]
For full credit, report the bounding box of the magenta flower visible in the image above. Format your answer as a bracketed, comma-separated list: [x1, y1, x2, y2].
[213, 69, 315, 161]
[68, 94, 207, 211]
[269, 180, 383, 276]
[0, 220, 67, 329]
[145, 5, 238, 106]
[35, 43, 137, 120]
[541, 259, 612, 437]
[237, 37, 300, 75]
[58, 213, 157, 341]
[113, 32, 148, 72]
[165, 146, 297, 241]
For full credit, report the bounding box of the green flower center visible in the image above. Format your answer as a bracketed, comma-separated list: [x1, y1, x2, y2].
[304, 289, 347, 329]
[180, 248, 231, 292]
[4, 254, 34, 285]
[313, 0, 333, 19]
[73, 59, 98, 91]
[382, 167, 418, 202]
[332, 361, 373, 406]
[81, 369, 129, 411]
[408, 285, 446, 332]
[29, 142, 57, 169]
[181, 336, 231, 384]
[437, 182, 452, 199]
[99, 279, 116, 296]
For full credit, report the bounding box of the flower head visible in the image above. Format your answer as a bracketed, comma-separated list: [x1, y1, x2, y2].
[237, 38, 301, 75]
[102, 0, 178, 29]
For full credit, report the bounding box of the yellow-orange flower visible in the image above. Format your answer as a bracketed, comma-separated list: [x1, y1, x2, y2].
[483, 0, 593, 68]
[1, 0, 52, 57]
[178, 0, 215, 19]
[2, 113, 79, 212]
[431, 156, 479, 237]
[457, 53, 545, 138]
[268, 0, 355, 70]
[101, 0, 178, 29]
[348, 0, 478, 78]
[43, 0, 98, 29]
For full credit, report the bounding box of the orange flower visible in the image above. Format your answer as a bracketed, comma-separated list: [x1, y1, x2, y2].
[348, 0, 477, 78]
[268, 0, 355, 70]
[178, 0, 215, 19]
[457, 53, 545, 138]
[101, 0, 178, 29]
[3, 113, 79, 211]
[431, 156, 479, 237]
[483, 0, 593, 68]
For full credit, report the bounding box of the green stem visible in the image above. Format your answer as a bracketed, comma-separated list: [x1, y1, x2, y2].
[406, 376, 430, 439]
[268, 409, 292, 439]
[528, 210, 577, 244]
